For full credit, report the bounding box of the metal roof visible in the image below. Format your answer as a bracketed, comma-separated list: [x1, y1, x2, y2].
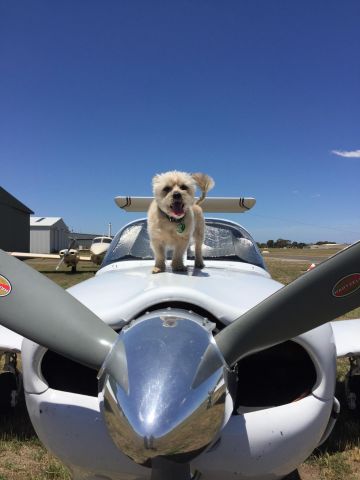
[0, 186, 34, 214]
[30, 217, 65, 227]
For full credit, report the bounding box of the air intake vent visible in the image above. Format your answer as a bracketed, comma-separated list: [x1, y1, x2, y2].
[41, 350, 98, 397]
[234, 341, 317, 410]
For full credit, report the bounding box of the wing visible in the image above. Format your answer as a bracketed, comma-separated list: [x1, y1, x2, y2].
[0, 325, 23, 353]
[10, 251, 92, 263]
[115, 196, 256, 212]
[10, 252, 61, 259]
[79, 256, 92, 261]
[331, 319, 360, 357]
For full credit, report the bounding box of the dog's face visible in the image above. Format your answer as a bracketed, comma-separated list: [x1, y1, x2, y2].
[152, 171, 196, 218]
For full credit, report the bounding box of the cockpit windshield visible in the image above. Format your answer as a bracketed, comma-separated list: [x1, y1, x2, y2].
[93, 237, 112, 244]
[102, 219, 266, 270]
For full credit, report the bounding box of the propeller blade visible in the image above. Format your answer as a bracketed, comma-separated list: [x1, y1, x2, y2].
[0, 250, 117, 369]
[216, 241, 360, 367]
[56, 238, 77, 271]
[55, 255, 66, 271]
[68, 237, 77, 250]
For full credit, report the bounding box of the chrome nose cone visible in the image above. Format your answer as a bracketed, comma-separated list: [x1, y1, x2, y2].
[100, 310, 227, 465]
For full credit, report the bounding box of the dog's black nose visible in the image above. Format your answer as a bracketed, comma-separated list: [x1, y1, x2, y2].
[173, 192, 182, 200]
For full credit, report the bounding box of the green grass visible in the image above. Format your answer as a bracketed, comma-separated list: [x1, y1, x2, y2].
[1, 252, 360, 479]
[265, 258, 309, 285]
[23, 257, 98, 289]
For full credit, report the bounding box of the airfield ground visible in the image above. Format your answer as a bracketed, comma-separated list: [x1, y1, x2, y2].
[1, 251, 360, 479]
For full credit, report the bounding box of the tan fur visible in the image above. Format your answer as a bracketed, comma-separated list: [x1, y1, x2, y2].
[147, 171, 214, 273]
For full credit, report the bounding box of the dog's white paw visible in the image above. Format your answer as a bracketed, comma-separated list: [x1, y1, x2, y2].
[152, 266, 165, 274]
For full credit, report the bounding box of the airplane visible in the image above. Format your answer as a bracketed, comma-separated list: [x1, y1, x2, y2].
[0, 194, 360, 480]
[88, 235, 113, 266]
[10, 235, 112, 272]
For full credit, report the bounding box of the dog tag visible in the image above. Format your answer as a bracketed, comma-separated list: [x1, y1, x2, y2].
[177, 222, 186, 234]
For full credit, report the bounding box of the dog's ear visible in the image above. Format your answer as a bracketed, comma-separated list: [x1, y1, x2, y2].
[152, 174, 161, 187]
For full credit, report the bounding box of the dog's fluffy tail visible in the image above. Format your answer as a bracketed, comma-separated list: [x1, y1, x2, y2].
[191, 173, 215, 205]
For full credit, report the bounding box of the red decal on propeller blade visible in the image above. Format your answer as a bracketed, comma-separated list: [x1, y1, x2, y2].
[333, 273, 360, 298]
[0, 275, 12, 297]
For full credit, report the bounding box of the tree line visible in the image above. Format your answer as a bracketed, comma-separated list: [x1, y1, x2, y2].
[257, 239, 337, 249]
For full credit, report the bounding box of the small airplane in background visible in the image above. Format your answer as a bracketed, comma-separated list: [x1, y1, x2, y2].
[88, 236, 113, 266]
[10, 236, 113, 272]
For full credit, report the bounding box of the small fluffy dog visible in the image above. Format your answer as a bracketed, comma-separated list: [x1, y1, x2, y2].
[148, 171, 214, 273]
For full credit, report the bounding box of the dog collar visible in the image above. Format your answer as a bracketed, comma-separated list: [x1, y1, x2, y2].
[158, 208, 186, 232]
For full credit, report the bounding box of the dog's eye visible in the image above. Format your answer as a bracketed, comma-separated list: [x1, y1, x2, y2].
[163, 186, 171, 193]
[180, 185, 188, 191]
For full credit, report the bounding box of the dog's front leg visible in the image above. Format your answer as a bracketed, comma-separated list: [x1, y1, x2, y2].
[194, 240, 205, 269]
[171, 239, 188, 272]
[193, 210, 205, 269]
[152, 242, 166, 274]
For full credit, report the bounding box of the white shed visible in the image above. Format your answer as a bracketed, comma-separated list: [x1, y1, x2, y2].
[30, 217, 70, 253]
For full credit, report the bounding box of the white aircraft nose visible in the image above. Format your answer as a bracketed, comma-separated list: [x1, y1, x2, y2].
[91, 243, 109, 256]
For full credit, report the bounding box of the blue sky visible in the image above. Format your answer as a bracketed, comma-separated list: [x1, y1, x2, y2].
[1, 1, 359, 244]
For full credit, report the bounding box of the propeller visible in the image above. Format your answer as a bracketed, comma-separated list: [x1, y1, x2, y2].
[1, 241, 360, 480]
[215, 241, 360, 367]
[56, 237, 78, 271]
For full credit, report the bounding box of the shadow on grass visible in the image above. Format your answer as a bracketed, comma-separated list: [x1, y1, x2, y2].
[0, 394, 37, 442]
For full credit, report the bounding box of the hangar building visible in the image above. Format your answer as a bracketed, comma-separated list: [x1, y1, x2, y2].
[0, 186, 34, 252]
[30, 217, 70, 253]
